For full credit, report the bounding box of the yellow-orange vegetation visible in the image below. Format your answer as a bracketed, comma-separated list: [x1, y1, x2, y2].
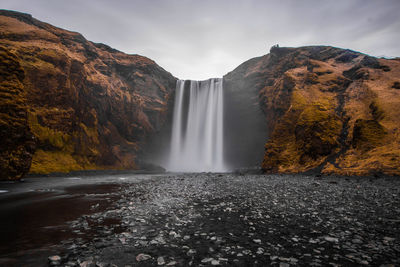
[230, 45, 400, 175]
[0, 10, 176, 178]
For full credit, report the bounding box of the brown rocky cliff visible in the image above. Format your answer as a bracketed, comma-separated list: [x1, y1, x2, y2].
[1, 10, 399, 178]
[0, 10, 176, 179]
[224, 46, 400, 176]
[0, 46, 36, 179]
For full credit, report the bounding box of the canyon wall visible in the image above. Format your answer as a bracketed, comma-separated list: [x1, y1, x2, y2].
[1, 10, 399, 179]
[0, 10, 176, 180]
[225, 46, 400, 175]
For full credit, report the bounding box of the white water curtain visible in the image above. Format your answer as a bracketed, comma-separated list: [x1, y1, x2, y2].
[168, 79, 226, 172]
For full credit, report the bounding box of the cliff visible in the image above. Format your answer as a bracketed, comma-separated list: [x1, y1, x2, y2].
[1, 10, 399, 179]
[0, 10, 176, 180]
[225, 46, 400, 176]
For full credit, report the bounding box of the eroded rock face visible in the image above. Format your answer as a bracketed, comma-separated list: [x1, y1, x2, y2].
[0, 10, 176, 179]
[0, 46, 36, 180]
[225, 46, 400, 175]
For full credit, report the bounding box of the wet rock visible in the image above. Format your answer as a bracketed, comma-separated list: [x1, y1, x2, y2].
[48, 255, 61, 266]
[186, 249, 196, 256]
[324, 236, 339, 243]
[201, 258, 214, 263]
[39, 173, 400, 267]
[352, 238, 363, 244]
[383, 237, 395, 242]
[211, 259, 220, 265]
[79, 261, 95, 267]
[136, 254, 151, 262]
[157, 257, 165, 265]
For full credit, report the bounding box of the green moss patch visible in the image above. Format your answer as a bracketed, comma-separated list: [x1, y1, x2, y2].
[352, 119, 387, 151]
[29, 149, 83, 174]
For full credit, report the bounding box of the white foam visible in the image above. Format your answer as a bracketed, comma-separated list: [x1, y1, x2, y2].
[0, 190, 9, 193]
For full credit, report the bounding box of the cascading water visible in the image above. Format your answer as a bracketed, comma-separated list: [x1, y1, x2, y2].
[168, 78, 226, 172]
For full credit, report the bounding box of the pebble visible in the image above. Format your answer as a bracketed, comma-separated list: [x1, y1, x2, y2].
[47, 173, 400, 267]
[201, 258, 214, 263]
[157, 257, 165, 265]
[187, 249, 196, 256]
[211, 260, 220, 265]
[136, 253, 151, 261]
[48, 255, 61, 266]
[383, 237, 395, 242]
[79, 261, 93, 267]
[270, 256, 278, 261]
[256, 247, 265, 254]
[324, 236, 339, 243]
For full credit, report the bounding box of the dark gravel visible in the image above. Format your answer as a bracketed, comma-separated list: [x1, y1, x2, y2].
[46, 173, 400, 267]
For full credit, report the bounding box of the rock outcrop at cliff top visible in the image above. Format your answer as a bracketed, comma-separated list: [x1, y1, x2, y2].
[0, 10, 176, 180]
[225, 45, 400, 176]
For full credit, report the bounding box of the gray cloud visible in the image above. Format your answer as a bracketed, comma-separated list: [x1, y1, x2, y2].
[1, 0, 400, 79]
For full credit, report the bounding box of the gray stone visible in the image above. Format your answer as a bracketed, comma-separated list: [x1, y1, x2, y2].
[48, 255, 61, 262]
[157, 257, 165, 265]
[136, 254, 151, 262]
[324, 236, 339, 243]
[211, 260, 220, 265]
[201, 258, 214, 263]
[187, 249, 196, 256]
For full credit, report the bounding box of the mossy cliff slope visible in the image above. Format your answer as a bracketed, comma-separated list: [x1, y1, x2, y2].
[225, 46, 400, 175]
[0, 10, 176, 179]
[0, 46, 36, 179]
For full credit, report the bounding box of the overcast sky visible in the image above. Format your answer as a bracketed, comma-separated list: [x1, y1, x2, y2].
[2, 0, 400, 80]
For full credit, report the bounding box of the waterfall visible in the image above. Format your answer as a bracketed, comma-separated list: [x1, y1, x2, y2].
[168, 78, 226, 172]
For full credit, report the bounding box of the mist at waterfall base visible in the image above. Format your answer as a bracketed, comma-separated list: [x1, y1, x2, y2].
[167, 79, 226, 172]
[142, 77, 268, 173]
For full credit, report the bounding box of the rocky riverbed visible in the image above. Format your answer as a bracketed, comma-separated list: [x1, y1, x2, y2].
[1, 173, 399, 266]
